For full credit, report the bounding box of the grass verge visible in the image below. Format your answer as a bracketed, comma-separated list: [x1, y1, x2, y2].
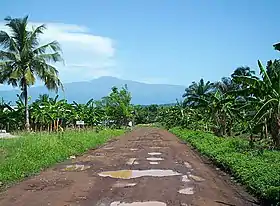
[0, 129, 124, 186]
[170, 127, 280, 206]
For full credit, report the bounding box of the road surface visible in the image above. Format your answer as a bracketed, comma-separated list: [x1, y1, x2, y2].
[0, 128, 258, 206]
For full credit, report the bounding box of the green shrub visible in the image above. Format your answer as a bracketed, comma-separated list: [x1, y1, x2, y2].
[0, 129, 124, 186]
[170, 127, 280, 205]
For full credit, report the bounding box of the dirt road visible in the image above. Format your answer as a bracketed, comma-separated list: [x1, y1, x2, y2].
[0, 128, 258, 206]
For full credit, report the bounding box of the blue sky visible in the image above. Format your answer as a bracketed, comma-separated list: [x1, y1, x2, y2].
[0, 0, 280, 87]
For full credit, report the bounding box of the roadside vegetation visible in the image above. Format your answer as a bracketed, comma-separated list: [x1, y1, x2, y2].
[0, 129, 124, 186]
[0, 16, 130, 188]
[0, 15, 280, 205]
[171, 128, 280, 205]
[133, 43, 280, 204]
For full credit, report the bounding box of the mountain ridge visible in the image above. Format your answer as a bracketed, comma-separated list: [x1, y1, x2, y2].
[0, 76, 186, 105]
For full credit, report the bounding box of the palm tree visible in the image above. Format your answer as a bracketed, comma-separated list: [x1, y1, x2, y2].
[183, 78, 214, 107]
[231, 66, 255, 78]
[215, 77, 238, 94]
[0, 16, 63, 131]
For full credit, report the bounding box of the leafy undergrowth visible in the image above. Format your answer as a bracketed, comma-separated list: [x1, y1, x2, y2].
[0, 129, 124, 186]
[170, 127, 280, 206]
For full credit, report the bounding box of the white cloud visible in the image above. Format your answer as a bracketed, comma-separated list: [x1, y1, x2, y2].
[0, 21, 119, 83]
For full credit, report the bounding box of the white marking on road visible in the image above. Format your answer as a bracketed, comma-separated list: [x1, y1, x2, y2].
[178, 187, 194, 195]
[149, 162, 159, 165]
[189, 174, 205, 182]
[148, 152, 162, 155]
[149, 147, 163, 149]
[147, 157, 164, 161]
[64, 164, 90, 171]
[104, 147, 114, 150]
[182, 175, 190, 182]
[112, 182, 137, 188]
[126, 158, 137, 165]
[184, 162, 192, 169]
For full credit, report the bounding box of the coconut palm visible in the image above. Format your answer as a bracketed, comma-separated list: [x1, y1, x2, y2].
[0, 16, 63, 131]
[183, 78, 214, 107]
[214, 77, 238, 94]
[231, 66, 255, 78]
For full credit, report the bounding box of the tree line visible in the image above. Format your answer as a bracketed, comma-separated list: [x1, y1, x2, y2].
[159, 57, 280, 149]
[1, 16, 280, 149]
[0, 85, 132, 132]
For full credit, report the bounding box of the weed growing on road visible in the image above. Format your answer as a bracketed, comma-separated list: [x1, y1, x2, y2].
[0, 129, 124, 186]
[170, 127, 280, 205]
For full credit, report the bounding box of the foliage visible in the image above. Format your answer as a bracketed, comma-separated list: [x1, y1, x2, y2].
[157, 45, 280, 149]
[0, 85, 133, 131]
[134, 104, 160, 124]
[0, 129, 124, 186]
[170, 127, 280, 205]
[0, 16, 63, 130]
[100, 85, 133, 128]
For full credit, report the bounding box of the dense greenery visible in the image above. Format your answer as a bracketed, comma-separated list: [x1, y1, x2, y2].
[0, 129, 124, 186]
[171, 128, 280, 205]
[0, 16, 63, 131]
[158, 58, 280, 149]
[0, 85, 132, 131]
[1, 15, 280, 205]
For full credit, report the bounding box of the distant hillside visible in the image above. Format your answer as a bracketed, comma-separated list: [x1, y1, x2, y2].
[0, 76, 185, 105]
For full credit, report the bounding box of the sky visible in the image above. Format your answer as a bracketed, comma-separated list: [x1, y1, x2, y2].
[0, 0, 280, 89]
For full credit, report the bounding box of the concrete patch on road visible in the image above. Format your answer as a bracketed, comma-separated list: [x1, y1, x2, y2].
[189, 174, 205, 182]
[184, 162, 192, 169]
[64, 164, 91, 171]
[146, 157, 164, 161]
[104, 147, 114, 150]
[112, 182, 137, 188]
[99, 169, 181, 179]
[126, 158, 138, 165]
[181, 175, 191, 182]
[178, 187, 194, 195]
[148, 152, 162, 156]
[110, 201, 166, 206]
[149, 146, 163, 149]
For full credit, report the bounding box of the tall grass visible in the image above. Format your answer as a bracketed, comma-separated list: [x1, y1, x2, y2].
[0, 129, 124, 186]
[170, 127, 280, 205]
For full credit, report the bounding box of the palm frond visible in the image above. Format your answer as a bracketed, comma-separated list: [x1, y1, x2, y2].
[273, 42, 280, 51]
[30, 24, 46, 48]
[5, 16, 28, 51]
[33, 41, 61, 55]
[36, 52, 63, 64]
[0, 31, 18, 52]
[0, 50, 18, 61]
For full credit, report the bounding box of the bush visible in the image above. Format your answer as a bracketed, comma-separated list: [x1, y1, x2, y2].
[0, 129, 124, 186]
[170, 127, 280, 205]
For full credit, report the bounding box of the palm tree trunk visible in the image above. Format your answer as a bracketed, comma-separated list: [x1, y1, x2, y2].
[23, 83, 30, 131]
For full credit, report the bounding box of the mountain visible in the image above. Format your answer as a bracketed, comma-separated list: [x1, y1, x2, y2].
[0, 76, 186, 105]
